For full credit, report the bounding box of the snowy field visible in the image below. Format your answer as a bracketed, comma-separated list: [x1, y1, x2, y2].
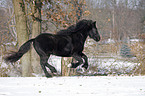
[0, 76, 145, 96]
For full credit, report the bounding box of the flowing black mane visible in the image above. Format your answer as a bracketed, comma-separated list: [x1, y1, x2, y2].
[56, 19, 93, 35]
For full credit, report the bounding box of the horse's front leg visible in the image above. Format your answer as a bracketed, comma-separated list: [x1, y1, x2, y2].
[81, 53, 88, 69]
[71, 53, 84, 68]
[71, 53, 89, 69]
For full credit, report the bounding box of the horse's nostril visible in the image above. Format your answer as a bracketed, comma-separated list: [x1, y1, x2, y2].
[98, 36, 100, 40]
[96, 36, 100, 41]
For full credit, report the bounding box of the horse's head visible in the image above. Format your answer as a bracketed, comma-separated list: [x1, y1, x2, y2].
[88, 21, 100, 42]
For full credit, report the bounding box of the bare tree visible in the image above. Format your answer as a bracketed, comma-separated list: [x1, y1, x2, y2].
[30, 0, 42, 76]
[12, 0, 32, 76]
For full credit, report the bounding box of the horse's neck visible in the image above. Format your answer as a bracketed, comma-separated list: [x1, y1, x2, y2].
[81, 32, 88, 42]
[72, 31, 89, 44]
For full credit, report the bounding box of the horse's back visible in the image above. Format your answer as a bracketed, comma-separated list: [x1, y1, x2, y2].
[34, 33, 73, 56]
[34, 33, 55, 54]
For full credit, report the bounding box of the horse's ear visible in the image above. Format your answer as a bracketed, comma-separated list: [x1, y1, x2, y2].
[93, 21, 98, 28]
[93, 21, 96, 25]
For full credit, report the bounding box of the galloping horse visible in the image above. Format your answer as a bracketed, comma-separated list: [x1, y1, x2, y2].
[4, 19, 100, 77]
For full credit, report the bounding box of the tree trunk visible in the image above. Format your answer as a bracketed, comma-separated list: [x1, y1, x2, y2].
[30, 0, 42, 75]
[12, 0, 32, 77]
[61, 57, 76, 76]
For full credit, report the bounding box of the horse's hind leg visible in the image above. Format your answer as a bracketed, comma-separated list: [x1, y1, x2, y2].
[45, 61, 57, 74]
[40, 55, 57, 77]
[33, 41, 57, 77]
[40, 56, 52, 77]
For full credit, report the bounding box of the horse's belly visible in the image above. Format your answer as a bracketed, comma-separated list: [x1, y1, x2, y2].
[52, 40, 73, 57]
[53, 53, 71, 57]
[52, 48, 72, 57]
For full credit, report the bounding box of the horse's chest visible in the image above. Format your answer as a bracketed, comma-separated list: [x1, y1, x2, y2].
[72, 42, 84, 53]
[73, 35, 85, 48]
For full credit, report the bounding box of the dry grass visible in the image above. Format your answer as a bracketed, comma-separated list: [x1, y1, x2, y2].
[130, 42, 145, 74]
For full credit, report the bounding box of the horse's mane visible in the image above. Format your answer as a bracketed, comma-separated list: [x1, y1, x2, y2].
[56, 19, 93, 35]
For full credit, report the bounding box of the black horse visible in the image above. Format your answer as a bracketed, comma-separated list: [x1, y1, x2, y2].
[4, 19, 100, 77]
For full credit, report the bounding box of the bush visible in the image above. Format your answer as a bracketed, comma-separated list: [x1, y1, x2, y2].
[120, 44, 134, 58]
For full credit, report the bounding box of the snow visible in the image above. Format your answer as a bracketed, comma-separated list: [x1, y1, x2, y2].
[0, 76, 145, 96]
[47, 56, 139, 75]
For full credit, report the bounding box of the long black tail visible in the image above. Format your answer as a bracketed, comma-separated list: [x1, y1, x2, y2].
[4, 39, 35, 63]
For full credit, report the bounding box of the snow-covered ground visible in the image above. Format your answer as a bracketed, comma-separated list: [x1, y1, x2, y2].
[0, 76, 145, 96]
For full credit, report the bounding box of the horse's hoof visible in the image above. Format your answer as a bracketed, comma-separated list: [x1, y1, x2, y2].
[82, 64, 88, 70]
[52, 72, 58, 76]
[50, 67, 57, 73]
[82, 67, 87, 72]
[70, 63, 78, 68]
[45, 74, 53, 78]
[67, 63, 72, 67]
[70, 65, 77, 68]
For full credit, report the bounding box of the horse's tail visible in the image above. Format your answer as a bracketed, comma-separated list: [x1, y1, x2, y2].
[4, 39, 35, 63]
